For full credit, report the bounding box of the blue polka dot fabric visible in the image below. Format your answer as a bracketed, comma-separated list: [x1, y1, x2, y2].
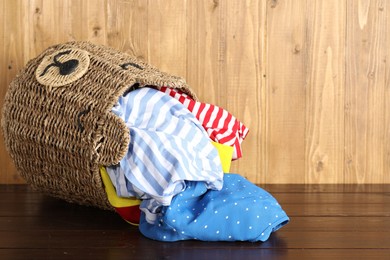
[139, 174, 289, 242]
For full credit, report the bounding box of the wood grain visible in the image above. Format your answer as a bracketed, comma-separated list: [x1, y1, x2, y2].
[266, 0, 307, 183]
[0, 0, 23, 184]
[304, 0, 345, 183]
[0, 229, 389, 249]
[345, 0, 388, 183]
[186, 0, 225, 106]
[148, 0, 187, 78]
[1, 184, 389, 259]
[1, 249, 389, 260]
[224, 0, 266, 183]
[0, 0, 389, 184]
[385, 0, 390, 184]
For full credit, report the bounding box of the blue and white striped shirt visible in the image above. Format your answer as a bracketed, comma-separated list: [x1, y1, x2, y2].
[107, 87, 223, 223]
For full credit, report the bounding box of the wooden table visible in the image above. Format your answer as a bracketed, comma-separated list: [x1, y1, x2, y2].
[0, 184, 389, 259]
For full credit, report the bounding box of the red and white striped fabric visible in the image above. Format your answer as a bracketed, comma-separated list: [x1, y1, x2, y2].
[159, 86, 249, 160]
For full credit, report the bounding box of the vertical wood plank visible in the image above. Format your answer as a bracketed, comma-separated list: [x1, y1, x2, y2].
[266, 0, 307, 183]
[223, 0, 266, 182]
[304, 0, 345, 183]
[105, 0, 148, 59]
[0, 0, 10, 183]
[0, 0, 4, 106]
[0, 0, 25, 183]
[147, 0, 187, 78]
[85, 0, 107, 44]
[68, 0, 84, 40]
[186, 0, 223, 105]
[70, 0, 107, 44]
[25, 0, 43, 56]
[384, 1, 390, 183]
[345, 0, 387, 183]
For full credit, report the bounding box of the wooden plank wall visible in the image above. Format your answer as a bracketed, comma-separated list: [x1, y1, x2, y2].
[0, 0, 389, 184]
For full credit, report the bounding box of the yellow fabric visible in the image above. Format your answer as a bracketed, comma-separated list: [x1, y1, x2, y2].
[211, 142, 233, 173]
[100, 141, 233, 208]
[100, 167, 141, 208]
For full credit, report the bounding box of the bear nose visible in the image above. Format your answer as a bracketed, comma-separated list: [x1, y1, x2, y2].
[59, 59, 79, 75]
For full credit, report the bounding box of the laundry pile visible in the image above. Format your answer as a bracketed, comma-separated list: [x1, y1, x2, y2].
[104, 87, 289, 242]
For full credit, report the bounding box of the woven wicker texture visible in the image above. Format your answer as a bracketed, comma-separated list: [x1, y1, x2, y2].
[1, 41, 196, 210]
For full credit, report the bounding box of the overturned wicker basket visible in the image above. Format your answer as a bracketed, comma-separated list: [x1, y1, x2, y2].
[1, 41, 197, 210]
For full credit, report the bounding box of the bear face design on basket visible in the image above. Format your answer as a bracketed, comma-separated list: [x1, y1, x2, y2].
[1, 41, 196, 210]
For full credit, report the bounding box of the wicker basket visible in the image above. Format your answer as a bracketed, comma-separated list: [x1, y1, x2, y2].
[1, 41, 196, 210]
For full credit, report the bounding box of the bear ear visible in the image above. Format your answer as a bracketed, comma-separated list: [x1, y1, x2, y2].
[35, 48, 90, 87]
[94, 111, 130, 166]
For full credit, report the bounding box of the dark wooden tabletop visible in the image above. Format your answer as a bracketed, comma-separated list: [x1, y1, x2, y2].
[0, 184, 389, 260]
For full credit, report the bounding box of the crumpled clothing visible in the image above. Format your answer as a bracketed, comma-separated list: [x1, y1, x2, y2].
[139, 174, 290, 242]
[159, 87, 249, 160]
[100, 141, 233, 226]
[107, 87, 224, 224]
